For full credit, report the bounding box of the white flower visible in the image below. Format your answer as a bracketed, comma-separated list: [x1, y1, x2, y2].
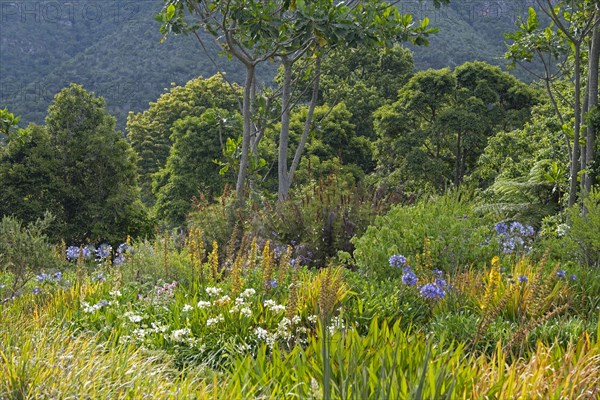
[197, 300, 211, 309]
[264, 299, 285, 313]
[557, 223, 569, 237]
[291, 315, 301, 325]
[254, 327, 268, 341]
[308, 315, 318, 324]
[109, 290, 122, 297]
[132, 328, 147, 339]
[182, 304, 193, 312]
[123, 311, 144, 323]
[206, 314, 224, 327]
[81, 302, 95, 314]
[240, 288, 256, 298]
[205, 287, 223, 297]
[170, 328, 191, 343]
[240, 307, 252, 318]
[151, 322, 168, 333]
[215, 295, 231, 306]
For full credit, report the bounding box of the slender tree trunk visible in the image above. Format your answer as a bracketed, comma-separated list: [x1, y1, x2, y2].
[581, 83, 589, 187]
[585, 23, 600, 195]
[236, 64, 255, 203]
[568, 43, 582, 207]
[278, 57, 293, 202]
[454, 130, 461, 187]
[286, 55, 322, 199]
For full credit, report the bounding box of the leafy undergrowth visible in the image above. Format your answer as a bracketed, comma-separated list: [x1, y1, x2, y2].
[1, 224, 599, 399]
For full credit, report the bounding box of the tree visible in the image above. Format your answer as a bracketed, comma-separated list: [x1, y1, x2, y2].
[153, 108, 242, 226]
[157, 0, 444, 202]
[127, 75, 240, 205]
[373, 62, 537, 192]
[0, 124, 61, 225]
[505, 2, 600, 205]
[0, 108, 20, 139]
[0, 84, 150, 243]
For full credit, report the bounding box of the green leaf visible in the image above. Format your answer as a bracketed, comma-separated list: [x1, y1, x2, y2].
[166, 4, 175, 20]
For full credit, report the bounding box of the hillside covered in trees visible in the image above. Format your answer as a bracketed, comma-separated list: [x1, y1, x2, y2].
[2, 0, 538, 127]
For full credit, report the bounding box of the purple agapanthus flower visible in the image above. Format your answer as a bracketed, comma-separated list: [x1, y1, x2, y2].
[389, 254, 407, 268]
[401, 269, 418, 286]
[419, 283, 446, 300]
[495, 222, 508, 235]
[556, 269, 566, 279]
[82, 246, 94, 259]
[66, 246, 80, 261]
[113, 254, 125, 266]
[518, 275, 528, 283]
[95, 244, 112, 260]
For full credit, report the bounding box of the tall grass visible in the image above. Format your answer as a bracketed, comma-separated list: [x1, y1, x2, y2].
[0, 294, 214, 399]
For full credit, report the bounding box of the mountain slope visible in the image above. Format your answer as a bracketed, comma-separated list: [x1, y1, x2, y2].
[1, 0, 536, 127]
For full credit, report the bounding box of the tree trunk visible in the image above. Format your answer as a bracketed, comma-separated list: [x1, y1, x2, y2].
[454, 129, 462, 187]
[286, 55, 322, 200]
[236, 64, 255, 204]
[278, 57, 293, 202]
[585, 22, 600, 195]
[568, 43, 582, 207]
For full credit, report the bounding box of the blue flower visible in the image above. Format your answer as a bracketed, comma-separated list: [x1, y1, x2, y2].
[66, 246, 79, 261]
[32, 287, 42, 295]
[95, 244, 112, 260]
[82, 246, 94, 259]
[518, 275, 528, 283]
[495, 222, 508, 235]
[52, 271, 62, 281]
[268, 280, 277, 288]
[97, 300, 110, 308]
[401, 269, 418, 286]
[419, 283, 445, 300]
[117, 243, 130, 254]
[556, 269, 566, 279]
[570, 274, 577, 281]
[113, 254, 125, 266]
[92, 273, 106, 282]
[36, 273, 49, 282]
[434, 278, 447, 288]
[389, 254, 407, 268]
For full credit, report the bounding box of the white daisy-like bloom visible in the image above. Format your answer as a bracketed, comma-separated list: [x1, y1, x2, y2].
[182, 304, 193, 312]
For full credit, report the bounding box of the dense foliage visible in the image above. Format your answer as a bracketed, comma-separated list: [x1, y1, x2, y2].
[0, 84, 149, 243]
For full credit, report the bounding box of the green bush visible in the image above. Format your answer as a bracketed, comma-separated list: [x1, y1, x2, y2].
[0, 213, 62, 300]
[352, 193, 497, 279]
[567, 189, 600, 267]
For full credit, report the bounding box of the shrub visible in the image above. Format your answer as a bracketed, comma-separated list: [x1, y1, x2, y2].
[567, 189, 600, 267]
[352, 192, 496, 279]
[0, 213, 62, 301]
